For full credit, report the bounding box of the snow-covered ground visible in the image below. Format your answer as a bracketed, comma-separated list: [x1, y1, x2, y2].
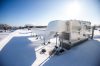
[0, 29, 55, 66]
[0, 30, 12, 42]
[0, 29, 37, 66]
[43, 30, 100, 66]
[0, 29, 100, 66]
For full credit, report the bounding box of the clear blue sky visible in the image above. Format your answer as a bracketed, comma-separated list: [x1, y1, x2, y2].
[0, 0, 100, 26]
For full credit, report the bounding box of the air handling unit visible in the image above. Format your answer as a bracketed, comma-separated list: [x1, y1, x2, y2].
[46, 20, 92, 50]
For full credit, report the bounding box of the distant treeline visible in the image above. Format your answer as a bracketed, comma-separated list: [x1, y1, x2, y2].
[0, 24, 19, 32]
[0, 24, 11, 30]
[22, 24, 47, 28]
[0, 24, 47, 29]
[34, 26, 47, 28]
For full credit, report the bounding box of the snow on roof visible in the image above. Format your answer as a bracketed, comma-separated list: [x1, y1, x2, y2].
[46, 20, 67, 33]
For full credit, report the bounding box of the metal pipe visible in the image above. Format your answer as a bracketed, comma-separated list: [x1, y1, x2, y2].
[56, 32, 58, 46]
[91, 26, 95, 39]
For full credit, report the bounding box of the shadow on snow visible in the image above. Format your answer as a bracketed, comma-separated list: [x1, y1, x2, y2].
[0, 36, 36, 66]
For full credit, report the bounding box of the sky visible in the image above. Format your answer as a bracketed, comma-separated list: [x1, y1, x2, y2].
[0, 0, 100, 26]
